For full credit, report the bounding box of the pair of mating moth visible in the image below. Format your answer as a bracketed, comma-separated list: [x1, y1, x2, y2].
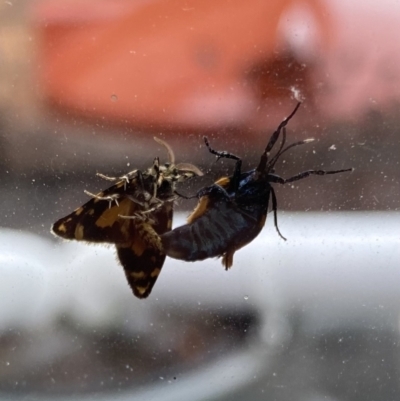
[52, 103, 352, 299]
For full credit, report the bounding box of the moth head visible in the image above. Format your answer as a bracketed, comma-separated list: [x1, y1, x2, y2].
[153, 137, 203, 182]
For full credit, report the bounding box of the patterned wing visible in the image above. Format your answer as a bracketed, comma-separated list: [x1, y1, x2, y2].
[51, 137, 202, 299]
[52, 179, 139, 243]
[117, 201, 173, 298]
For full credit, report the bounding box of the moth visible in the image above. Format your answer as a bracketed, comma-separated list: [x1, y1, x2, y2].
[161, 103, 353, 268]
[52, 137, 202, 298]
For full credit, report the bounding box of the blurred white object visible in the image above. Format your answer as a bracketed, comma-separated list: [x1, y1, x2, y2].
[2, 212, 399, 329]
[1, 212, 399, 401]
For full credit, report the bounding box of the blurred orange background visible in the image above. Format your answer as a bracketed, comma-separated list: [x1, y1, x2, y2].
[32, 0, 331, 130]
[29, 0, 400, 130]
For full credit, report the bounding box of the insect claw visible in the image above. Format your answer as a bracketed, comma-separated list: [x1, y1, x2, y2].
[277, 230, 287, 241]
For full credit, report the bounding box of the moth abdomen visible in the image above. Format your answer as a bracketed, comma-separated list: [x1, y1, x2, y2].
[161, 198, 257, 263]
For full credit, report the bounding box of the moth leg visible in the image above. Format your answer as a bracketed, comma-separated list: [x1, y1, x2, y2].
[152, 157, 161, 181]
[267, 168, 352, 239]
[120, 202, 164, 219]
[118, 200, 164, 224]
[203, 137, 242, 190]
[97, 172, 132, 190]
[142, 199, 165, 214]
[126, 196, 150, 209]
[96, 172, 120, 182]
[285, 168, 354, 183]
[119, 212, 156, 226]
[222, 248, 236, 270]
[271, 168, 353, 185]
[270, 187, 286, 241]
[151, 180, 159, 203]
[143, 196, 165, 211]
[84, 190, 120, 208]
[175, 179, 233, 202]
[203, 137, 241, 163]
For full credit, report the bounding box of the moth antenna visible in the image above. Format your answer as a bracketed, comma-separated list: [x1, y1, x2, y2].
[267, 138, 315, 171]
[174, 163, 204, 176]
[267, 126, 287, 171]
[257, 102, 301, 173]
[154, 137, 175, 165]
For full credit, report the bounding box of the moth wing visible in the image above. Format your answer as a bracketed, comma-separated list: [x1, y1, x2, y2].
[117, 201, 173, 299]
[52, 180, 138, 243]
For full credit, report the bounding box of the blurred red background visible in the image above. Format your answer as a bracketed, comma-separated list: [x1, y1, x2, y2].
[31, 0, 400, 131]
[32, 0, 330, 131]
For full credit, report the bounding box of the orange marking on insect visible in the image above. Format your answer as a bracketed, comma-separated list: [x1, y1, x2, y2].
[131, 237, 146, 257]
[74, 207, 84, 216]
[186, 197, 210, 223]
[135, 285, 150, 296]
[95, 198, 131, 228]
[214, 176, 230, 187]
[131, 271, 145, 279]
[150, 268, 161, 278]
[57, 223, 67, 233]
[75, 224, 85, 240]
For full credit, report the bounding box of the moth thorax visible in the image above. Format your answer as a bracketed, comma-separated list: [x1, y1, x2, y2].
[134, 189, 152, 203]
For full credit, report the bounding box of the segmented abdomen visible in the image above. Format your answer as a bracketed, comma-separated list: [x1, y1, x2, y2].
[161, 198, 258, 262]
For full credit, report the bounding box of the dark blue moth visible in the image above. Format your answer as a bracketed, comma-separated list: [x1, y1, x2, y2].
[161, 103, 353, 268]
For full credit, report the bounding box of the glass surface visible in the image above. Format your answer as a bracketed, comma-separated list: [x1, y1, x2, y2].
[0, 1, 399, 400]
